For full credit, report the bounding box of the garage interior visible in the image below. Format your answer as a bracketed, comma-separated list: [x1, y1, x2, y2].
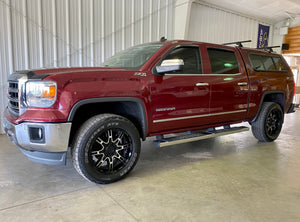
[1, 0, 300, 221]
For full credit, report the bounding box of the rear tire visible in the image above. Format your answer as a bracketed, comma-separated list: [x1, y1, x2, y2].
[251, 102, 283, 142]
[72, 114, 141, 184]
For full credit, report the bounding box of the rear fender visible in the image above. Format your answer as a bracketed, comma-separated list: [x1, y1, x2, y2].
[249, 91, 285, 124]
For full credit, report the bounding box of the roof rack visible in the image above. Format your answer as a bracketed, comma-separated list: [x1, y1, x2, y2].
[222, 40, 252, 47]
[257, 46, 280, 52]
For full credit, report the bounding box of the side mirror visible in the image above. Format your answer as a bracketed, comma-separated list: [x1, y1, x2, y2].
[156, 59, 184, 74]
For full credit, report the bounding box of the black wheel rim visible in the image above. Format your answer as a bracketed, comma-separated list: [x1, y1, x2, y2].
[265, 108, 282, 139]
[88, 128, 133, 175]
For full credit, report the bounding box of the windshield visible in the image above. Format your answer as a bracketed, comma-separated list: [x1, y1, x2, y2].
[102, 44, 164, 70]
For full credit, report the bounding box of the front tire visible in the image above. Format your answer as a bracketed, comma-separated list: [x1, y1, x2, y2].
[251, 102, 283, 142]
[72, 114, 141, 184]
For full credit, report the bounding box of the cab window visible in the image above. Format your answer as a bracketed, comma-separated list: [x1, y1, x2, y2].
[161, 46, 202, 74]
[207, 48, 240, 74]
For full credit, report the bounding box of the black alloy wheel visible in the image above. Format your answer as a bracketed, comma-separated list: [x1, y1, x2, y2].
[72, 114, 141, 184]
[88, 128, 133, 175]
[251, 102, 283, 142]
[265, 108, 282, 140]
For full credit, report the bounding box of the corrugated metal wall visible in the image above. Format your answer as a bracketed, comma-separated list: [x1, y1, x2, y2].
[188, 2, 273, 48]
[0, 0, 175, 133]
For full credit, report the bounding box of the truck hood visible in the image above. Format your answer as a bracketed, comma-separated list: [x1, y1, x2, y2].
[32, 67, 124, 77]
[12, 67, 131, 81]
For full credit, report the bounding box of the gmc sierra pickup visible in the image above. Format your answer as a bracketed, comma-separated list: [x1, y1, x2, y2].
[3, 40, 295, 184]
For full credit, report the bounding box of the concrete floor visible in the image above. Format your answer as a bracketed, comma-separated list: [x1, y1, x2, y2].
[0, 111, 300, 222]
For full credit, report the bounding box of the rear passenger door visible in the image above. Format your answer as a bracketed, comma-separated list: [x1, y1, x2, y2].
[205, 47, 249, 125]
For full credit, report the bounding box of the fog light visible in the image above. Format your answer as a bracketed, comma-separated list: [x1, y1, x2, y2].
[29, 126, 45, 143]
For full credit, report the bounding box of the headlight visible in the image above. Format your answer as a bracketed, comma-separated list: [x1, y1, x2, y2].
[26, 81, 57, 107]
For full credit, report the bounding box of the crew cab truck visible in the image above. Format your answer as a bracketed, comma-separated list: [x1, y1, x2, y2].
[3, 40, 295, 184]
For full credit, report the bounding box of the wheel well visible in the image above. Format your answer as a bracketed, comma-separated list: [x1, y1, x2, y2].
[251, 92, 285, 123]
[263, 93, 284, 111]
[68, 101, 147, 146]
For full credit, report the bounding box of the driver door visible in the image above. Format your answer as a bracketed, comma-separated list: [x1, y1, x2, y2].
[150, 45, 211, 133]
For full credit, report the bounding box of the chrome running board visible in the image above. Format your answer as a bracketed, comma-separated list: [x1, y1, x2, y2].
[153, 126, 249, 148]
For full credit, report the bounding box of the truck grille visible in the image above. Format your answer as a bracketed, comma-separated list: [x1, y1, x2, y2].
[7, 80, 20, 116]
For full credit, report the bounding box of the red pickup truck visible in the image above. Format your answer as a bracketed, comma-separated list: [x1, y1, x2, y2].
[3, 40, 295, 184]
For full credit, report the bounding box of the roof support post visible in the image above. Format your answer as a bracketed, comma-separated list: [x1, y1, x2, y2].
[174, 0, 193, 39]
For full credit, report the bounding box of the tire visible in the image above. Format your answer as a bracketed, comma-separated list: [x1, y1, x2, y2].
[251, 102, 283, 142]
[72, 114, 141, 184]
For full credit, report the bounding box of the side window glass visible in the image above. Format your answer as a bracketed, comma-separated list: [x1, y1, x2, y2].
[163, 47, 202, 74]
[249, 54, 265, 70]
[261, 56, 276, 71]
[272, 57, 287, 71]
[207, 48, 240, 74]
[249, 53, 287, 72]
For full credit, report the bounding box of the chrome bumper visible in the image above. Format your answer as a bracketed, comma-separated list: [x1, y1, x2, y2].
[3, 117, 72, 165]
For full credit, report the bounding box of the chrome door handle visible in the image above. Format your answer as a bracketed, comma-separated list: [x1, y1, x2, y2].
[238, 82, 248, 86]
[196, 82, 209, 87]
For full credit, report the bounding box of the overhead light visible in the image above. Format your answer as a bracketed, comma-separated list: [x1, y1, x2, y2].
[285, 11, 300, 20]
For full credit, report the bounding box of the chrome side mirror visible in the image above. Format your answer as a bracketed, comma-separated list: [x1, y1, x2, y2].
[156, 59, 184, 74]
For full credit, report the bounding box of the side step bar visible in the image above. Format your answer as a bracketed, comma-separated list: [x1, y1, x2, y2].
[153, 126, 249, 148]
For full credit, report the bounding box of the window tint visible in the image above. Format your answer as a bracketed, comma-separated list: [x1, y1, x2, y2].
[260, 56, 276, 70]
[248, 54, 264, 70]
[163, 47, 202, 74]
[272, 57, 288, 71]
[249, 54, 287, 72]
[207, 48, 240, 74]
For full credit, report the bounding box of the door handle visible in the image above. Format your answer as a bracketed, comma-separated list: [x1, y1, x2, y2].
[196, 82, 209, 87]
[238, 82, 248, 86]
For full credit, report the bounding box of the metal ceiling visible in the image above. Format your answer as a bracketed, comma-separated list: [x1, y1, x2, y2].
[199, 0, 300, 24]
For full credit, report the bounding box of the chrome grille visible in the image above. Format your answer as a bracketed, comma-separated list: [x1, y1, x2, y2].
[7, 80, 20, 115]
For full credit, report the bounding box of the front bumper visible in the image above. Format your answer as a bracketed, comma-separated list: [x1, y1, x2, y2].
[3, 117, 72, 165]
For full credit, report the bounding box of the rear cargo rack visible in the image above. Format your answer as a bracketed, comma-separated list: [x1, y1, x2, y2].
[222, 40, 252, 47]
[257, 46, 280, 52]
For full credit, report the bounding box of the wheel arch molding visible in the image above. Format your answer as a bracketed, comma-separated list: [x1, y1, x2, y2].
[250, 91, 285, 124]
[68, 97, 148, 140]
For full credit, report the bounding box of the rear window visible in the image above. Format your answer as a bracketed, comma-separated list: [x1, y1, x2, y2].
[207, 48, 240, 74]
[249, 54, 288, 72]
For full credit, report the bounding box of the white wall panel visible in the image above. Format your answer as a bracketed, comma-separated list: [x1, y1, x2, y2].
[0, 0, 175, 133]
[69, 0, 82, 66]
[188, 2, 273, 48]
[0, 0, 13, 134]
[56, 0, 71, 67]
[27, 0, 43, 68]
[11, 0, 29, 70]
